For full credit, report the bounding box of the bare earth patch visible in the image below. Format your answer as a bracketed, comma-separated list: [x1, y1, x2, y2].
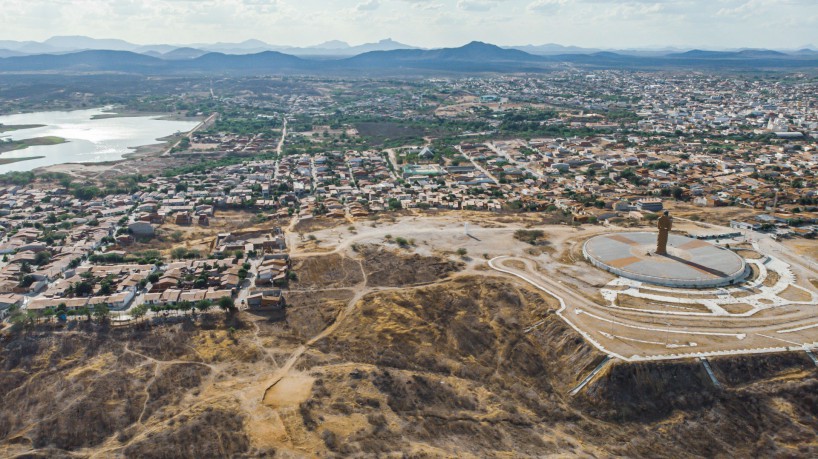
[263, 374, 315, 408]
[291, 254, 364, 289]
[778, 285, 813, 302]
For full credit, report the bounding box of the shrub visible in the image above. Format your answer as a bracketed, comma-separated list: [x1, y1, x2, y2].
[513, 229, 546, 245]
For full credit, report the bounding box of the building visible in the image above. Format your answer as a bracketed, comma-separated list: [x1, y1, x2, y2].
[636, 198, 664, 213]
[0, 293, 23, 318]
[247, 290, 286, 310]
[128, 222, 155, 237]
[175, 212, 193, 225]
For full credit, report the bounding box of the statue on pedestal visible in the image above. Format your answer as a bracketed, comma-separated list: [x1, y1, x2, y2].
[656, 211, 672, 255]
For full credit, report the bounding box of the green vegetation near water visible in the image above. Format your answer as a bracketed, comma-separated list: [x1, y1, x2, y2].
[0, 156, 45, 165]
[0, 124, 46, 133]
[0, 136, 67, 154]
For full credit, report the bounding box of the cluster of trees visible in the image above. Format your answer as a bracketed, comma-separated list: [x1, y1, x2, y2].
[619, 168, 648, 186]
[8, 294, 238, 332]
[131, 296, 237, 322]
[204, 112, 281, 136]
[513, 229, 547, 246]
[501, 109, 558, 124]
[659, 186, 686, 200]
[0, 170, 71, 186]
[89, 250, 163, 266]
[605, 109, 642, 123]
[163, 153, 276, 177]
[170, 248, 202, 260]
[7, 302, 111, 331]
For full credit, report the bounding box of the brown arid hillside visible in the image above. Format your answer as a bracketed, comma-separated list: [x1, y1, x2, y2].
[1, 247, 818, 457]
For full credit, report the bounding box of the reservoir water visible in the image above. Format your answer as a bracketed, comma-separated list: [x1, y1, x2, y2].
[0, 107, 200, 174]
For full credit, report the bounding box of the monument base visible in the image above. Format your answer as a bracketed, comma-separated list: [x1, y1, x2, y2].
[583, 232, 748, 289]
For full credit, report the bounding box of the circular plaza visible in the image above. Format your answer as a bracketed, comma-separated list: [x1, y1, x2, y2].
[583, 232, 748, 288]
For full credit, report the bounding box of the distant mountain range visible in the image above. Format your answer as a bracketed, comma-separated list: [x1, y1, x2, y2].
[0, 39, 817, 75]
[0, 36, 418, 59]
[2, 35, 817, 59]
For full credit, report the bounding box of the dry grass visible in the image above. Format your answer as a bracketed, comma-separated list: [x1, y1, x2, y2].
[763, 270, 781, 288]
[615, 295, 712, 313]
[778, 285, 813, 302]
[735, 249, 763, 260]
[721, 303, 755, 314]
[783, 239, 818, 263]
[501, 259, 526, 270]
[291, 254, 363, 289]
[637, 287, 722, 300]
[664, 202, 760, 226]
[126, 210, 271, 258]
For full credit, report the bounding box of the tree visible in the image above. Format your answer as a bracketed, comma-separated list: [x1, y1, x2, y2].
[179, 300, 193, 316]
[77, 306, 91, 321]
[195, 300, 212, 314]
[672, 187, 685, 200]
[131, 303, 149, 324]
[43, 308, 56, 323]
[98, 279, 113, 295]
[18, 274, 36, 288]
[75, 281, 94, 297]
[456, 248, 468, 257]
[93, 303, 110, 323]
[218, 296, 236, 313]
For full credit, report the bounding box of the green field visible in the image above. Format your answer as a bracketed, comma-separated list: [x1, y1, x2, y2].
[0, 136, 66, 154]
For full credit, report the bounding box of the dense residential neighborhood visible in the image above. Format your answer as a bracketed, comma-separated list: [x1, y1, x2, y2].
[2, 71, 818, 322]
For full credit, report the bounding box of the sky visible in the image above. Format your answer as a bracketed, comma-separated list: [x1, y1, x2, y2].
[2, 0, 818, 50]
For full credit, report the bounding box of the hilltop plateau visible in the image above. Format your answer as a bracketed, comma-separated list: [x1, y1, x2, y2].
[2, 230, 818, 458]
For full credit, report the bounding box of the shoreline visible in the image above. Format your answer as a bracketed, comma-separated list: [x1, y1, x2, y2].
[0, 124, 46, 133]
[0, 106, 202, 123]
[0, 156, 45, 166]
[2, 108, 208, 177]
[91, 108, 204, 123]
[30, 141, 168, 175]
[0, 136, 67, 154]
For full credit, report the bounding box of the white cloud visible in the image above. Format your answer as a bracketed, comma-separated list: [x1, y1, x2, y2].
[356, 0, 380, 11]
[0, 0, 817, 49]
[457, 0, 501, 12]
[527, 0, 567, 14]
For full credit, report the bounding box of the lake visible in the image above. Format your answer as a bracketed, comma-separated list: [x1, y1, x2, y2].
[0, 107, 200, 174]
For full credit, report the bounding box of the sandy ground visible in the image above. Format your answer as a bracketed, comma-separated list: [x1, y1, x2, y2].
[125, 210, 275, 258]
[783, 239, 818, 264]
[665, 202, 761, 226]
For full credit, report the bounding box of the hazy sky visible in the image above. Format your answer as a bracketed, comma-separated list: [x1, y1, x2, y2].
[2, 0, 818, 49]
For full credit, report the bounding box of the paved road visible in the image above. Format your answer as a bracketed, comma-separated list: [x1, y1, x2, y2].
[273, 117, 288, 180]
[456, 145, 499, 185]
[162, 112, 218, 157]
[485, 141, 544, 179]
[276, 117, 288, 156]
